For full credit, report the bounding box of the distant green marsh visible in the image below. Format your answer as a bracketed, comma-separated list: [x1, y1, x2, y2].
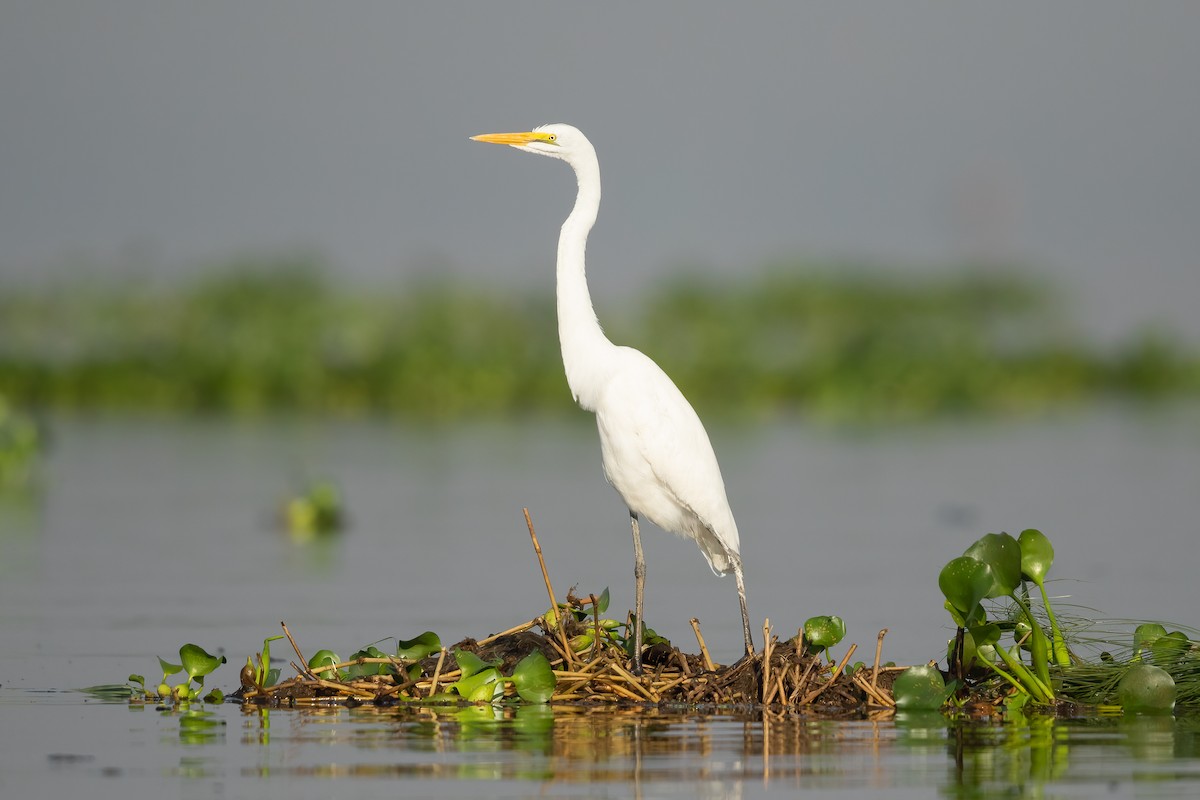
[0, 259, 1195, 421]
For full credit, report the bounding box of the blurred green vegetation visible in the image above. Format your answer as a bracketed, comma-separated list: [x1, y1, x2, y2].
[0, 258, 1195, 422]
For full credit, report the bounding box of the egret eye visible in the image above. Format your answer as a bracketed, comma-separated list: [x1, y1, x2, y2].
[547, 134, 557, 142]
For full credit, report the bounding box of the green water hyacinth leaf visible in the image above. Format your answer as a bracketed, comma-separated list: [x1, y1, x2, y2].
[1119, 664, 1176, 713]
[78, 684, 138, 700]
[963, 532, 1022, 598]
[942, 599, 986, 629]
[892, 665, 948, 710]
[307, 649, 341, 679]
[346, 645, 391, 678]
[1017, 528, 1070, 668]
[255, 634, 284, 688]
[511, 651, 556, 704]
[939, 556, 994, 615]
[454, 649, 500, 679]
[969, 625, 1001, 668]
[1151, 631, 1190, 667]
[595, 587, 610, 615]
[397, 631, 441, 661]
[1133, 623, 1168, 660]
[623, 619, 670, 658]
[1017, 528, 1054, 584]
[950, 623, 1001, 669]
[159, 657, 183, 679]
[803, 615, 846, 652]
[414, 692, 460, 704]
[453, 667, 502, 702]
[179, 644, 226, 684]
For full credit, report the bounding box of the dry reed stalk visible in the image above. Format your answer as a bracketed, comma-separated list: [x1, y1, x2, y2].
[760, 619, 773, 705]
[281, 621, 318, 680]
[555, 654, 610, 679]
[605, 661, 659, 702]
[524, 508, 575, 669]
[690, 618, 715, 672]
[675, 649, 693, 677]
[852, 670, 895, 707]
[377, 676, 419, 699]
[801, 643, 857, 705]
[656, 673, 690, 696]
[428, 648, 447, 698]
[788, 655, 821, 705]
[309, 656, 400, 674]
[871, 629, 888, 696]
[476, 619, 540, 647]
[601, 682, 647, 702]
[313, 677, 376, 699]
[771, 671, 787, 707]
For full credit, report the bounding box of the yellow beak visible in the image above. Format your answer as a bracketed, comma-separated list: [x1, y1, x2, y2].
[471, 131, 555, 146]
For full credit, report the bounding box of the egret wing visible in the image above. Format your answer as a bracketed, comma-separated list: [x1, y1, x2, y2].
[595, 348, 741, 573]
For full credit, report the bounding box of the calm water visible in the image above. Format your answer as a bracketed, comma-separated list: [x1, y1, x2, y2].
[1, 409, 1198, 797]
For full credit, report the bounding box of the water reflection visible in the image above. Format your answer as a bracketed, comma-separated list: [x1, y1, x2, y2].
[224, 703, 1200, 795]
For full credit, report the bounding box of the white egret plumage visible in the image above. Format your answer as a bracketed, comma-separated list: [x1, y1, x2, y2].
[472, 124, 753, 671]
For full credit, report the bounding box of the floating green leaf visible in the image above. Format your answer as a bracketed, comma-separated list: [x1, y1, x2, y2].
[453, 667, 502, 702]
[893, 665, 948, 710]
[397, 631, 441, 662]
[802, 615, 846, 654]
[1017, 528, 1070, 667]
[77, 684, 138, 700]
[1133, 623, 1168, 660]
[1017, 528, 1053, 584]
[939, 556, 994, 616]
[307, 649, 341, 679]
[346, 645, 392, 678]
[454, 649, 501, 679]
[511, 651, 556, 704]
[963, 532, 1022, 598]
[1150, 631, 1190, 667]
[179, 644, 226, 684]
[158, 657, 183, 679]
[1119, 664, 1176, 713]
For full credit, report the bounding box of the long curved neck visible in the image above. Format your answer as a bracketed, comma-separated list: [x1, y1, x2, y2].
[557, 153, 614, 411]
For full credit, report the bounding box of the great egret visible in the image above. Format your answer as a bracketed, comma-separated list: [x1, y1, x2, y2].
[472, 124, 753, 670]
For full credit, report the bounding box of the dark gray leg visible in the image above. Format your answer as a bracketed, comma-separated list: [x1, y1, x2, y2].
[630, 510, 646, 673]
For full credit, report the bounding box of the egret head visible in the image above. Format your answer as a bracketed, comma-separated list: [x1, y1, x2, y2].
[471, 123, 593, 165]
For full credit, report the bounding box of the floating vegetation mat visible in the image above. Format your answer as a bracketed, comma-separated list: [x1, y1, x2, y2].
[235, 616, 904, 714]
[88, 516, 1196, 718]
[234, 514, 906, 713]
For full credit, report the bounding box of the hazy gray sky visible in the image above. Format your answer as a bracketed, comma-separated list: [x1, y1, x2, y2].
[2, 2, 1198, 340]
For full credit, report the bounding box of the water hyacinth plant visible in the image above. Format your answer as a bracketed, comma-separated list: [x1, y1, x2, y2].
[86, 644, 229, 705]
[282, 479, 346, 539]
[939, 530, 1067, 705]
[0, 395, 40, 489]
[77, 521, 1195, 715]
[1058, 623, 1197, 712]
[801, 615, 847, 660]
